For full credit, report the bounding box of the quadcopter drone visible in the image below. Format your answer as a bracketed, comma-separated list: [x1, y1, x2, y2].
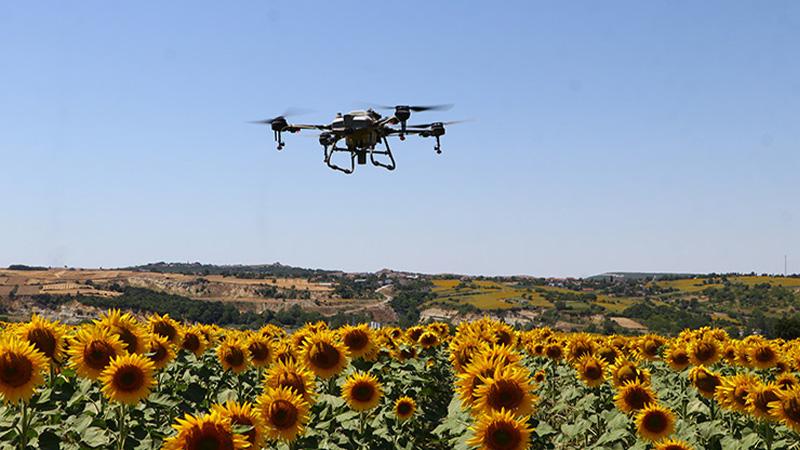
[251, 104, 464, 174]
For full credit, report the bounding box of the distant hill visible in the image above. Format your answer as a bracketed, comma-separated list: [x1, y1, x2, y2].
[126, 262, 335, 278]
[586, 272, 698, 281]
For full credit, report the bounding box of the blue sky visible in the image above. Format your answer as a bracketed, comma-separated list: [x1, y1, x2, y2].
[1, 2, 798, 277]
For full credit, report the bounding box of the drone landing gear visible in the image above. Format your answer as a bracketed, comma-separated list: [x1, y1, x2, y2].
[370, 137, 396, 171]
[274, 130, 285, 150]
[324, 144, 355, 174]
[434, 136, 442, 154]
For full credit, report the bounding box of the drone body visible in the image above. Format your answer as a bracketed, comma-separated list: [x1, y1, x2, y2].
[252, 104, 462, 174]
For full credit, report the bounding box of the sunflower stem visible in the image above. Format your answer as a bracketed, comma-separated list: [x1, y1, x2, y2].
[18, 401, 28, 450]
[116, 404, 127, 450]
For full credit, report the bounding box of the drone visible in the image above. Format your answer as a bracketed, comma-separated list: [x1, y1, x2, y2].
[251, 104, 464, 174]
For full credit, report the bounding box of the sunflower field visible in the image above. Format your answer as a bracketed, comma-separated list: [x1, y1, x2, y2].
[1, 313, 800, 450]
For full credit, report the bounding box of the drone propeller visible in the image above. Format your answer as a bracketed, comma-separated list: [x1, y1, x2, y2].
[248, 107, 313, 125]
[359, 102, 453, 113]
[406, 119, 470, 128]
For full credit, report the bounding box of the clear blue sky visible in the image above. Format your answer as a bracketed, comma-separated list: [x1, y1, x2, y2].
[1, 2, 798, 277]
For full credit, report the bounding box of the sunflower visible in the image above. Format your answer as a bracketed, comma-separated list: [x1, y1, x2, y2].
[147, 313, 182, 346]
[96, 309, 146, 354]
[217, 336, 251, 374]
[0, 337, 48, 403]
[565, 333, 596, 362]
[615, 380, 657, 414]
[455, 358, 500, 407]
[99, 353, 156, 405]
[688, 337, 721, 366]
[635, 403, 675, 442]
[162, 411, 250, 450]
[749, 342, 780, 370]
[395, 396, 417, 421]
[449, 340, 487, 373]
[474, 365, 536, 417]
[256, 386, 310, 442]
[466, 408, 532, 450]
[180, 325, 208, 357]
[770, 387, 800, 432]
[68, 326, 126, 380]
[491, 323, 517, 347]
[532, 370, 546, 384]
[544, 342, 564, 361]
[273, 340, 297, 365]
[301, 331, 349, 379]
[596, 345, 619, 365]
[418, 330, 440, 349]
[748, 382, 781, 420]
[663, 344, 691, 372]
[715, 374, 758, 412]
[688, 366, 721, 399]
[342, 370, 383, 411]
[776, 372, 798, 391]
[246, 334, 273, 368]
[637, 334, 666, 361]
[608, 359, 649, 389]
[575, 355, 606, 388]
[146, 334, 176, 370]
[654, 438, 696, 450]
[406, 326, 426, 344]
[263, 359, 316, 404]
[339, 324, 375, 359]
[212, 401, 266, 449]
[17, 314, 65, 363]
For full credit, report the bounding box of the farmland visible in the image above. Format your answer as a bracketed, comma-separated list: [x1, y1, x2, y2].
[2, 315, 800, 449]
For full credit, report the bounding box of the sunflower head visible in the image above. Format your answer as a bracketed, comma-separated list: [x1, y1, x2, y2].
[749, 342, 780, 369]
[217, 336, 251, 374]
[96, 309, 146, 354]
[635, 403, 675, 442]
[180, 326, 208, 357]
[18, 314, 65, 363]
[776, 372, 798, 391]
[654, 438, 696, 450]
[418, 330, 440, 349]
[394, 396, 417, 421]
[688, 366, 721, 399]
[474, 365, 535, 417]
[301, 331, 349, 379]
[99, 353, 156, 405]
[715, 374, 758, 412]
[162, 411, 250, 450]
[342, 370, 383, 411]
[770, 387, 800, 432]
[146, 334, 176, 370]
[575, 354, 606, 388]
[256, 386, 310, 443]
[0, 337, 48, 403]
[339, 324, 375, 359]
[68, 326, 127, 380]
[147, 313, 182, 346]
[466, 408, 532, 450]
[565, 333, 596, 362]
[212, 400, 265, 449]
[748, 382, 781, 420]
[246, 334, 274, 367]
[609, 359, 649, 388]
[664, 344, 691, 371]
[688, 337, 721, 366]
[544, 342, 564, 361]
[263, 359, 316, 403]
[637, 334, 666, 361]
[615, 380, 657, 414]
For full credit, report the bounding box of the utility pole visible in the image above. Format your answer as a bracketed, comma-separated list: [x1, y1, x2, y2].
[786, 255, 788, 276]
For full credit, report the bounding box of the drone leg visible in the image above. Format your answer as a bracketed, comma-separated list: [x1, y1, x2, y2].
[325, 145, 355, 174]
[370, 137, 396, 171]
[275, 130, 285, 150]
[434, 136, 442, 154]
